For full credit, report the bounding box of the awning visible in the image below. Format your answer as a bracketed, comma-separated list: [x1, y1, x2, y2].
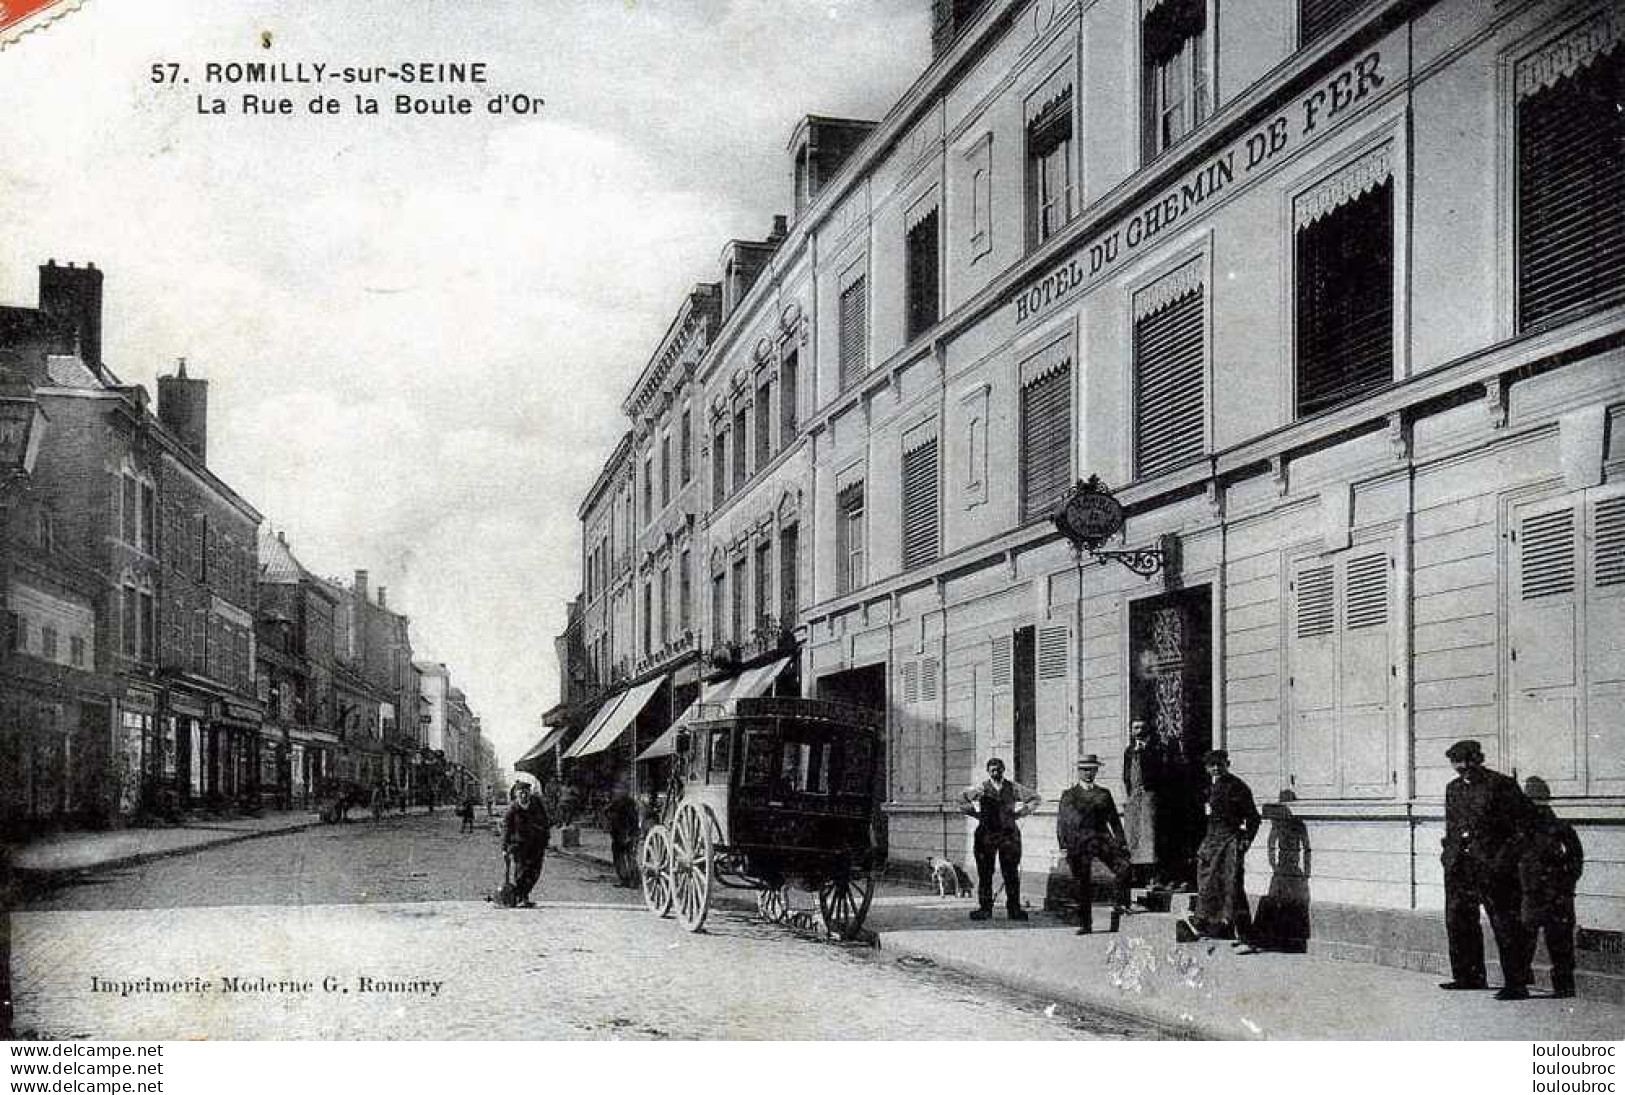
[512, 725, 568, 775]
[563, 675, 665, 760]
[636, 656, 790, 761]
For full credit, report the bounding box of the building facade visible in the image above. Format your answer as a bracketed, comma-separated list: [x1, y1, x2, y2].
[550, 0, 1625, 989]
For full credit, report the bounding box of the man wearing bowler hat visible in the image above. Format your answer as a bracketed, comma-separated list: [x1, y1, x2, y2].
[960, 757, 1042, 921]
[1058, 754, 1134, 934]
[1440, 739, 1537, 998]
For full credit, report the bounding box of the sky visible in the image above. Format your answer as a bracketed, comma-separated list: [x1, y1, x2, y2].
[0, 0, 929, 771]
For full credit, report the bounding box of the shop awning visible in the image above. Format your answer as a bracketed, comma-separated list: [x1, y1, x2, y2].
[636, 656, 790, 761]
[512, 725, 568, 775]
[563, 675, 665, 760]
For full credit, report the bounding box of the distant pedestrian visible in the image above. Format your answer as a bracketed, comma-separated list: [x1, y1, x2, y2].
[1058, 754, 1132, 934]
[398, 783, 408, 815]
[1519, 776, 1583, 999]
[369, 781, 386, 822]
[1440, 740, 1537, 999]
[1186, 750, 1260, 950]
[606, 781, 640, 887]
[459, 795, 477, 834]
[502, 781, 552, 908]
[959, 757, 1041, 921]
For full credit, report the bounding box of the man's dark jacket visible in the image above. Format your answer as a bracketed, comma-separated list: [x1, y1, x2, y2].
[1057, 784, 1126, 853]
[1442, 767, 1532, 880]
[503, 795, 551, 853]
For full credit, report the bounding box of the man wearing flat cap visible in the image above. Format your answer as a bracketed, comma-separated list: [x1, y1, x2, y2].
[1058, 754, 1134, 934]
[960, 757, 1042, 921]
[1441, 739, 1537, 999]
[1189, 750, 1260, 947]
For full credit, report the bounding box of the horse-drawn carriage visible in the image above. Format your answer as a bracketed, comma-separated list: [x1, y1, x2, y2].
[639, 695, 886, 940]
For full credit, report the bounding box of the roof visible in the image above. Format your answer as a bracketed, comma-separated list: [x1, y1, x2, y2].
[42, 354, 103, 390]
[258, 529, 308, 584]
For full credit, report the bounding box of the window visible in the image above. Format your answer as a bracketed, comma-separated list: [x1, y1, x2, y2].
[906, 206, 941, 341]
[122, 586, 138, 657]
[754, 540, 772, 628]
[679, 549, 692, 631]
[779, 526, 799, 624]
[731, 408, 748, 490]
[71, 635, 86, 668]
[755, 379, 774, 467]
[1287, 549, 1395, 798]
[731, 556, 747, 642]
[1295, 149, 1394, 417]
[1143, 0, 1211, 160]
[658, 565, 670, 647]
[642, 581, 652, 657]
[680, 409, 693, 485]
[711, 570, 726, 643]
[41, 625, 57, 661]
[642, 455, 654, 524]
[780, 350, 799, 441]
[660, 434, 671, 509]
[836, 483, 866, 595]
[141, 483, 155, 554]
[1026, 88, 1076, 249]
[140, 592, 154, 662]
[1299, 0, 1360, 47]
[838, 274, 868, 390]
[1506, 490, 1625, 796]
[122, 475, 138, 544]
[1133, 263, 1207, 478]
[901, 431, 940, 569]
[1516, 25, 1625, 330]
[1019, 343, 1073, 523]
[713, 428, 728, 506]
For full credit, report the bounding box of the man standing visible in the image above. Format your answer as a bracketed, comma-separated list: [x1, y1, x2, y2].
[605, 781, 641, 888]
[1440, 740, 1536, 999]
[1121, 721, 1163, 891]
[960, 757, 1041, 921]
[1058, 754, 1133, 934]
[1188, 750, 1260, 947]
[502, 780, 552, 909]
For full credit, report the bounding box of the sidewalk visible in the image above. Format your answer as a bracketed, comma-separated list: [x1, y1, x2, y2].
[4, 809, 326, 882]
[560, 827, 1625, 1041]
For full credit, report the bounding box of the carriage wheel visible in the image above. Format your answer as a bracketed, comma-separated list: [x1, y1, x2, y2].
[817, 869, 875, 941]
[669, 802, 713, 933]
[640, 825, 674, 918]
[756, 885, 790, 924]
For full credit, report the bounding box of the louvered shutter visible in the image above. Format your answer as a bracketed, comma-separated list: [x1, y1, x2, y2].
[839, 276, 868, 390]
[990, 635, 1014, 689]
[1510, 501, 1582, 792]
[901, 437, 940, 570]
[1299, 0, 1360, 46]
[1134, 286, 1206, 478]
[1587, 493, 1625, 793]
[1517, 44, 1625, 330]
[902, 660, 920, 705]
[836, 483, 864, 594]
[1289, 561, 1338, 798]
[906, 209, 941, 341]
[1295, 179, 1394, 416]
[1019, 357, 1072, 522]
[1340, 553, 1391, 796]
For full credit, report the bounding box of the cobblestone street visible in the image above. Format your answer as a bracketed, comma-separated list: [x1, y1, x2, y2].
[10, 814, 1159, 1040]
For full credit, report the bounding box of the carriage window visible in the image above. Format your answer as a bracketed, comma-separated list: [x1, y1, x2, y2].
[741, 731, 777, 787]
[781, 740, 831, 794]
[708, 729, 732, 777]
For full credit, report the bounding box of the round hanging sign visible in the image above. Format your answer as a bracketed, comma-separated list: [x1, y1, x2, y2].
[1052, 475, 1124, 549]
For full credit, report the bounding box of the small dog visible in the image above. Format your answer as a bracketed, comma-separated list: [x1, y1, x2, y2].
[926, 856, 973, 898]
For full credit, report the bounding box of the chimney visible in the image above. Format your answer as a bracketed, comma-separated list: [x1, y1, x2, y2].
[157, 357, 208, 463]
[37, 259, 104, 370]
[931, 0, 988, 58]
[377, 586, 387, 608]
[354, 569, 369, 599]
[769, 215, 788, 242]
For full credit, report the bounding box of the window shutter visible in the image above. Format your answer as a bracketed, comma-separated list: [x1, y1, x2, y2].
[921, 656, 939, 702]
[1295, 565, 1335, 637]
[906, 208, 941, 341]
[1289, 560, 1338, 798]
[1134, 283, 1205, 478]
[1596, 495, 1625, 588]
[1295, 174, 1394, 417]
[839, 276, 868, 390]
[1019, 354, 1071, 522]
[1520, 508, 1577, 599]
[1589, 492, 1625, 795]
[1344, 553, 1389, 629]
[1037, 626, 1068, 680]
[901, 436, 940, 570]
[901, 660, 919, 705]
[991, 635, 1013, 689]
[1517, 40, 1625, 330]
